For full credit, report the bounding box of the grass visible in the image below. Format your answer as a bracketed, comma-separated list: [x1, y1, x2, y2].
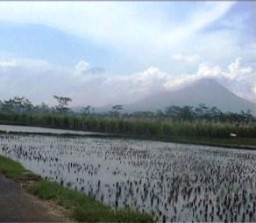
[0, 155, 153, 222]
[1, 112, 256, 139]
[28, 180, 153, 222]
[0, 156, 36, 179]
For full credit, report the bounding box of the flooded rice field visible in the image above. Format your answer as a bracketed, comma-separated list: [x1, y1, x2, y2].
[0, 124, 106, 136]
[1, 134, 256, 222]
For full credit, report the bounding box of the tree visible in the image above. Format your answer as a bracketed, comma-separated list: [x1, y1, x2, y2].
[156, 109, 164, 118]
[165, 105, 181, 118]
[195, 103, 209, 119]
[241, 109, 254, 124]
[178, 106, 194, 121]
[81, 105, 92, 116]
[1, 96, 33, 113]
[53, 95, 72, 113]
[110, 104, 123, 117]
[132, 111, 155, 118]
[208, 106, 222, 120]
[34, 102, 51, 114]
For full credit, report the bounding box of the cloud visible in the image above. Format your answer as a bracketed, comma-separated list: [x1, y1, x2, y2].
[226, 58, 253, 79]
[0, 57, 168, 105]
[74, 61, 104, 76]
[197, 63, 222, 78]
[223, 59, 256, 102]
[0, 1, 254, 108]
[0, 58, 71, 104]
[171, 54, 200, 63]
[161, 2, 236, 48]
[0, 58, 50, 69]
[0, 1, 254, 79]
[0, 55, 255, 107]
[0, 2, 238, 66]
[132, 67, 167, 86]
[73, 60, 91, 80]
[74, 61, 90, 73]
[165, 58, 256, 103]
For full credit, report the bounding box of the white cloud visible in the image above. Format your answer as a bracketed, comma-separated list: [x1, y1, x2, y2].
[73, 60, 91, 80]
[0, 58, 69, 105]
[163, 75, 196, 91]
[171, 54, 200, 63]
[226, 58, 253, 79]
[159, 2, 236, 51]
[132, 67, 167, 85]
[197, 63, 222, 77]
[0, 55, 255, 107]
[161, 58, 256, 104]
[0, 2, 168, 51]
[222, 59, 256, 102]
[74, 61, 90, 72]
[0, 1, 254, 108]
[0, 58, 50, 69]
[0, 2, 237, 63]
[0, 1, 254, 78]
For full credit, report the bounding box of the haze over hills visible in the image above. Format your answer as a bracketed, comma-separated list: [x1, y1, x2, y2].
[122, 78, 256, 114]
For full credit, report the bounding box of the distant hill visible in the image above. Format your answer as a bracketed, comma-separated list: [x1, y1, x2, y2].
[124, 78, 256, 114]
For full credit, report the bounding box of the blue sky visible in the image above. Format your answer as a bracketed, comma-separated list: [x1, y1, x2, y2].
[0, 1, 255, 106]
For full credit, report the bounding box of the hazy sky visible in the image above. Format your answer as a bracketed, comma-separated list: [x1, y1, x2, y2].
[0, 1, 255, 107]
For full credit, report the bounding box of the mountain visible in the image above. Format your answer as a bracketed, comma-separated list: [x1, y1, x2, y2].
[124, 78, 256, 114]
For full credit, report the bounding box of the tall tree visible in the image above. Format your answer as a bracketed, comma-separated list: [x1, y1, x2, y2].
[81, 105, 92, 116]
[165, 105, 181, 118]
[53, 95, 72, 113]
[195, 103, 209, 119]
[111, 104, 123, 117]
[178, 106, 194, 121]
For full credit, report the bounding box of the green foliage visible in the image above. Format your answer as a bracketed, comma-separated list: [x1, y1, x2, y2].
[0, 156, 36, 179]
[28, 180, 153, 222]
[0, 97, 33, 113]
[0, 112, 256, 140]
[0, 156, 24, 178]
[0, 96, 256, 140]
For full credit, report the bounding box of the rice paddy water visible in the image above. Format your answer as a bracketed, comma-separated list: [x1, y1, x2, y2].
[0, 125, 256, 222]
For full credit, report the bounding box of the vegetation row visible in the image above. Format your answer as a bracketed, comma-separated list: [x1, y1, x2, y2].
[0, 96, 255, 139]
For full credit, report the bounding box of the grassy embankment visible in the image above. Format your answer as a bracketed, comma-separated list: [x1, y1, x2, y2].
[0, 155, 153, 222]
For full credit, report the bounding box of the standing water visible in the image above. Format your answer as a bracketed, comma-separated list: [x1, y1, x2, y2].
[1, 132, 256, 222]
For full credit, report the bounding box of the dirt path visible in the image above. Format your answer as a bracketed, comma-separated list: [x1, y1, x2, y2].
[0, 175, 70, 222]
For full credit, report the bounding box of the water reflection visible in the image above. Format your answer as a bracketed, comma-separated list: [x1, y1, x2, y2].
[0, 124, 106, 135]
[1, 134, 256, 222]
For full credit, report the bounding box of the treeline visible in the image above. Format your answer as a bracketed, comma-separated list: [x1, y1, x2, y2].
[131, 104, 255, 124]
[0, 96, 256, 139]
[0, 96, 65, 114]
[0, 96, 255, 123]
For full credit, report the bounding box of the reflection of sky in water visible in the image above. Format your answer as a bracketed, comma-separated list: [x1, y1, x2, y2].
[1, 134, 256, 222]
[0, 124, 106, 135]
